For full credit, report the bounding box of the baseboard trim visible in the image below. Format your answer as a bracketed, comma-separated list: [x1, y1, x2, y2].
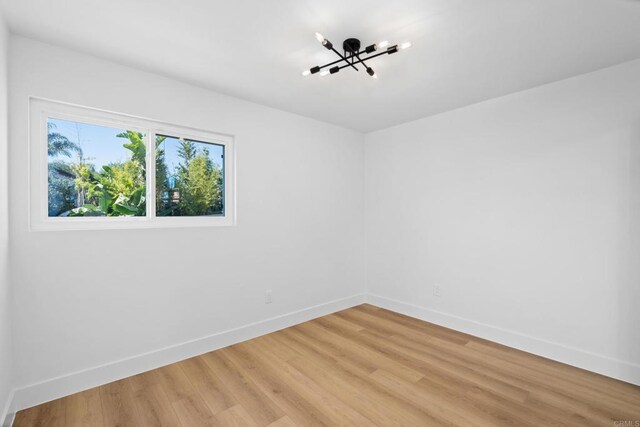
[367, 294, 640, 386]
[1, 389, 15, 427]
[12, 293, 367, 412]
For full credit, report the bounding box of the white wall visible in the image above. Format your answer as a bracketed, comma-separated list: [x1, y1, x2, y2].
[365, 59, 640, 384]
[0, 14, 14, 426]
[8, 36, 365, 407]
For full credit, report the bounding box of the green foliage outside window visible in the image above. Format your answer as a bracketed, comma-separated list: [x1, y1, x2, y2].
[156, 139, 224, 216]
[47, 122, 224, 217]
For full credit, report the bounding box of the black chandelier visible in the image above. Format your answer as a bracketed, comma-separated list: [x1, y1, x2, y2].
[302, 32, 412, 79]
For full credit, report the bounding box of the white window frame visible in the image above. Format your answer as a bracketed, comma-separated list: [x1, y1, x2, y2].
[29, 97, 236, 231]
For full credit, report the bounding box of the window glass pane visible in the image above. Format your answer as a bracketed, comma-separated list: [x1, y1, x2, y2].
[47, 118, 147, 217]
[156, 135, 224, 216]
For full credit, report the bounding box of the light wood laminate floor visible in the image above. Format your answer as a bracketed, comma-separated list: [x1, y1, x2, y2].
[14, 304, 640, 426]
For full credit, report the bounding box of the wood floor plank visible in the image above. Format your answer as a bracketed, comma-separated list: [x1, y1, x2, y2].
[320, 316, 542, 425]
[99, 379, 144, 427]
[381, 329, 593, 408]
[265, 415, 296, 427]
[295, 320, 425, 383]
[323, 312, 365, 332]
[217, 344, 338, 426]
[202, 351, 284, 426]
[179, 356, 238, 415]
[14, 305, 640, 426]
[65, 388, 104, 427]
[466, 339, 640, 403]
[388, 329, 637, 421]
[213, 404, 259, 427]
[355, 326, 532, 404]
[128, 369, 161, 393]
[246, 339, 377, 426]
[416, 371, 555, 426]
[405, 332, 639, 419]
[279, 327, 372, 378]
[248, 335, 297, 362]
[278, 331, 447, 425]
[14, 398, 66, 427]
[131, 383, 181, 427]
[287, 354, 436, 425]
[345, 305, 470, 345]
[371, 368, 492, 426]
[153, 363, 198, 403]
[171, 396, 216, 427]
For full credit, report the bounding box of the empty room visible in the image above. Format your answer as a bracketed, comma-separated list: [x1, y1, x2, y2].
[0, 0, 639, 425]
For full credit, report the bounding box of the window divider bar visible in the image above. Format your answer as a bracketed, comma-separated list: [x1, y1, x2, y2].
[147, 130, 157, 221]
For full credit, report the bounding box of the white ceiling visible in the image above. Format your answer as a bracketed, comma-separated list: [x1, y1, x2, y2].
[2, 0, 640, 132]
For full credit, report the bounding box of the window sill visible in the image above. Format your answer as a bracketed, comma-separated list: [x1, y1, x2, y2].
[30, 216, 236, 231]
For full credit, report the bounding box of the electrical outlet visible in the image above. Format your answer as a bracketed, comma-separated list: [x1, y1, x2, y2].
[265, 290, 273, 304]
[434, 284, 442, 297]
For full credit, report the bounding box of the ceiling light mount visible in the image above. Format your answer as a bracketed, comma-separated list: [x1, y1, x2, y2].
[302, 33, 411, 79]
[343, 38, 361, 54]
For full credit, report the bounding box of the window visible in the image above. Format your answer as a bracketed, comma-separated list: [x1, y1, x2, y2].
[47, 118, 148, 218]
[156, 135, 225, 217]
[30, 98, 235, 230]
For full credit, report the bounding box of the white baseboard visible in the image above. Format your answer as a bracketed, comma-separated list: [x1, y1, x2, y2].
[367, 293, 640, 386]
[1, 390, 15, 427]
[11, 293, 367, 412]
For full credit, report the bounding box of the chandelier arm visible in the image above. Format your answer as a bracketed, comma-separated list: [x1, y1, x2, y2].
[355, 53, 368, 68]
[329, 46, 359, 71]
[335, 47, 395, 71]
[346, 45, 383, 59]
[315, 56, 349, 71]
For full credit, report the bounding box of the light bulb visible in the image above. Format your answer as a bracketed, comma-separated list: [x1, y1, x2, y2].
[320, 70, 330, 76]
[400, 42, 412, 50]
[315, 32, 325, 43]
[377, 40, 389, 49]
[372, 73, 378, 79]
[302, 70, 311, 77]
